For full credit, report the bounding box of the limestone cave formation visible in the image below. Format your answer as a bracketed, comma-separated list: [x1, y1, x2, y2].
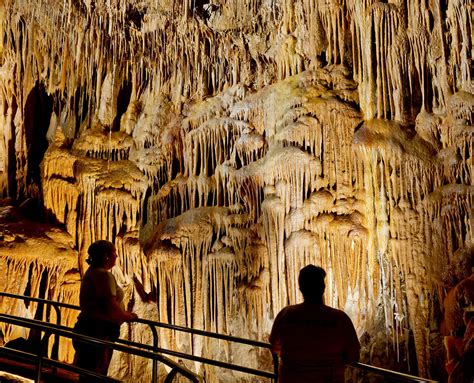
[0, 0, 472, 382]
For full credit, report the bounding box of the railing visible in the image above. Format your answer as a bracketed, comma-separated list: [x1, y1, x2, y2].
[0, 292, 440, 383]
[0, 291, 78, 361]
[136, 317, 277, 380]
[347, 363, 439, 383]
[0, 313, 202, 382]
[0, 291, 277, 382]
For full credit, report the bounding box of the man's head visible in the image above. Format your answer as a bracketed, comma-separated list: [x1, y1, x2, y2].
[298, 265, 326, 302]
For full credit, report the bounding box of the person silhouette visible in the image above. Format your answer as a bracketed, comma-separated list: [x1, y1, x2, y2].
[73, 240, 137, 382]
[269, 265, 360, 383]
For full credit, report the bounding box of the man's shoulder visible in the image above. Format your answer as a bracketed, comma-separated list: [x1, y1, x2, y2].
[323, 305, 344, 313]
[322, 305, 352, 320]
[282, 303, 305, 313]
[275, 303, 304, 318]
[277, 303, 352, 320]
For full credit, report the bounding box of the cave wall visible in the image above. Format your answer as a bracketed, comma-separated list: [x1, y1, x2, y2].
[0, 0, 472, 381]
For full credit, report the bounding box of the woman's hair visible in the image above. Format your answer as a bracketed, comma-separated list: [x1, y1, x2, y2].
[298, 265, 326, 300]
[86, 240, 115, 267]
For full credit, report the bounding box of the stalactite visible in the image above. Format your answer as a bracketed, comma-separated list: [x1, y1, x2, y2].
[237, 266, 270, 340]
[184, 118, 243, 177]
[316, 0, 346, 65]
[0, 61, 16, 196]
[148, 176, 187, 224]
[262, 194, 287, 316]
[148, 246, 188, 352]
[446, 0, 472, 92]
[73, 130, 134, 161]
[43, 178, 80, 241]
[203, 249, 237, 334]
[215, 163, 238, 208]
[233, 146, 321, 224]
[0, 258, 33, 341]
[421, 184, 473, 266]
[284, 230, 322, 304]
[55, 279, 80, 362]
[95, 189, 140, 241]
[351, 2, 407, 120]
[0, 223, 78, 361]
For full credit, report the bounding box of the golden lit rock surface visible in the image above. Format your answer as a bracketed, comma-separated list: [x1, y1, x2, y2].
[0, 0, 472, 381]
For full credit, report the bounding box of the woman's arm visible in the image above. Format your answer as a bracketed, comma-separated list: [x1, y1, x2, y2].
[104, 296, 138, 324]
[92, 270, 138, 324]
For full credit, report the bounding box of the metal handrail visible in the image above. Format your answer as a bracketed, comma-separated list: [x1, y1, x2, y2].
[348, 363, 439, 383]
[0, 291, 165, 382]
[118, 336, 275, 379]
[0, 345, 120, 382]
[0, 291, 69, 360]
[1, 311, 275, 380]
[0, 291, 277, 381]
[0, 291, 79, 310]
[0, 313, 202, 383]
[0, 292, 440, 383]
[0, 291, 270, 347]
[136, 317, 277, 380]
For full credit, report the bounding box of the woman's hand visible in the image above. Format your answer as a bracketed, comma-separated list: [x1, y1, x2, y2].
[106, 296, 139, 324]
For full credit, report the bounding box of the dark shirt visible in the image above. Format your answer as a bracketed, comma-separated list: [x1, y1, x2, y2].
[269, 302, 360, 383]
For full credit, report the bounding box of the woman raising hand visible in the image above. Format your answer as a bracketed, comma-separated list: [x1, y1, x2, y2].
[73, 240, 138, 381]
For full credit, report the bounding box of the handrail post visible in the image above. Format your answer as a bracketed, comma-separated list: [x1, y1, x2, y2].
[36, 330, 51, 383]
[51, 304, 62, 360]
[271, 352, 279, 383]
[163, 367, 179, 383]
[148, 323, 159, 383]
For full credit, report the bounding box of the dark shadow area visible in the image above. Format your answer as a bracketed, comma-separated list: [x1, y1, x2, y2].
[73, 85, 91, 136]
[6, 96, 18, 198]
[111, 81, 132, 132]
[23, 82, 53, 198]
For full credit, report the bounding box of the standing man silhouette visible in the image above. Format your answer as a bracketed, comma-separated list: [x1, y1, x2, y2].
[269, 265, 360, 383]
